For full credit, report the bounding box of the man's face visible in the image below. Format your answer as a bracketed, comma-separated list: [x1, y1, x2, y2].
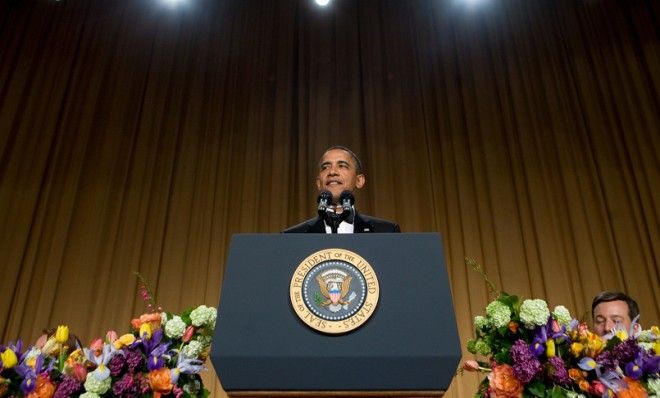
[316, 148, 365, 203]
[593, 300, 632, 336]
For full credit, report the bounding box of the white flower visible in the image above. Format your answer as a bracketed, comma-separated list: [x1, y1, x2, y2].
[474, 315, 490, 329]
[160, 312, 169, 324]
[519, 299, 550, 328]
[195, 334, 213, 347]
[486, 300, 511, 328]
[165, 315, 187, 339]
[79, 393, 101, 398]
[84, 371, 112, 394]
[181, 340, 204, 357]
[190, 305, 217, 328]
[552, 305, 572, 326]
[647, 378, 660, 396]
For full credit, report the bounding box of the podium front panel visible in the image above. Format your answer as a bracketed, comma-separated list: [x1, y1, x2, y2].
[211, 233, 461, 391]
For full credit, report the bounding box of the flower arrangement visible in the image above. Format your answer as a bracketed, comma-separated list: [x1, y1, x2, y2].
[0, 275, 216, 397]
[462, 258, 659, 398]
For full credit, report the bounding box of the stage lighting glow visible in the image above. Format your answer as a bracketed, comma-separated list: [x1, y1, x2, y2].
[315, 0, 330, 6]
[161, 0, 186, 8]
[461, 0, 489, 5]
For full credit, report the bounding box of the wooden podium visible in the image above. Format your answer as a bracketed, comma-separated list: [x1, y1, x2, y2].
[210, 234, 460, 397]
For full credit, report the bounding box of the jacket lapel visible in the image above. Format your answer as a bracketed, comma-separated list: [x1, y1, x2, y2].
[308, 217, 327, 233]
[353, 212, 374, 233]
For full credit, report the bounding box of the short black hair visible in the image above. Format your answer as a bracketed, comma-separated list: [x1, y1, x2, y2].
[321, 145, 364, 174]
[592, 291, 640, 321]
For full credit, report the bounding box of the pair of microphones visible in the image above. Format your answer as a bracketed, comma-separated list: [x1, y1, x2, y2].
[317, 190, 355, 233]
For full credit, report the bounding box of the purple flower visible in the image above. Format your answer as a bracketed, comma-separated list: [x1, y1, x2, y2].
[112, 373, 141, 397]
[14, 354, 46, 394]
[108, 351, 126, 376]
[545, 356, 570, 385]
[509, 339, 542, 383]
[642, 353, 660, 374]
[53, 376, 82, 398]
[147, 354, 165, 370]
[624, 361, 643, 380]
[125, 348, 144, 373]
[596, 338, 640, 371]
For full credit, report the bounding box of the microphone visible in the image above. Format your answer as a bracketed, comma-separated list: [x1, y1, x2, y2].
[317, 190, 333, 216]
[339, 190, 355, 213]
[338, 190, 355, 223]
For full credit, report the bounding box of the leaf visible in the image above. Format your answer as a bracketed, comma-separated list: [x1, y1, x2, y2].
[548, 386, 569, 398]
[526, 380, 547, 397]
[181, 308, 194, 325]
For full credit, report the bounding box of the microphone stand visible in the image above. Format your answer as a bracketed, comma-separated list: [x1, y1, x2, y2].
[328, 211, 340, 233]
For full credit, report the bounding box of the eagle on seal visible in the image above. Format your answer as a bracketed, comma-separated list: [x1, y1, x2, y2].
[316, 274, 352, 308]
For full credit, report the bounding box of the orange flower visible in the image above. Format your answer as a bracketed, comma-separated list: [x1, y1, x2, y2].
[26, 375, 55, 398]
[617, 378, 648, 398]
[0, 376, 8, 396]
[131, 313, 162, 330]
[568, 368, 584, 382]
[487, 364, 523, 398]
[140, 313, 162, 328]
[149, 368, 173, 393]
[508, 321, 519, 334]
[578, 380, 590, 392]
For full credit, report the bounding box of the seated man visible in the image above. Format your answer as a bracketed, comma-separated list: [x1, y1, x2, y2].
[283, 145, 400, 233]
[591, 291, 640, 337]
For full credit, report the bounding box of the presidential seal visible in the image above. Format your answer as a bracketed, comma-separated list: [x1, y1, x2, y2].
[290, 248, 379, 334]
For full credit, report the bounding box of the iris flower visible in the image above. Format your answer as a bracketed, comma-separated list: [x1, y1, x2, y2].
[14, 354, 51, 394]
[83, 342, 119, 381]
[170, 352, 205, 384]
[133, 328, 172, 371]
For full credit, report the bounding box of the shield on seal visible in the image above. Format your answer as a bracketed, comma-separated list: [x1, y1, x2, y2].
[329, 287, 341, 304]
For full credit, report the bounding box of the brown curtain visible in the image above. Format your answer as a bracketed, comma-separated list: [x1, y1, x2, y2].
[1, 0, 658, 396]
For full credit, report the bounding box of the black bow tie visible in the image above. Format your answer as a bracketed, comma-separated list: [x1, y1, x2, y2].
[325, 209, 354, 225]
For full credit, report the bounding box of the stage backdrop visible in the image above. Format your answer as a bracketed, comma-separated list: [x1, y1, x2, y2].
[1, 0, 658, 396]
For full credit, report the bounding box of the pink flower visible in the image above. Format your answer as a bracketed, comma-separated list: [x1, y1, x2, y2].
[182, 326, 195, 343]
[70, 363, 87, 382]
[106, 330, 118, 343]
[589, 380, 606, 396]
[551, 320, 561, 333]
[89, 337, 103, 353]
[34, 334, 48, 349]
[463, 360, 481, 372]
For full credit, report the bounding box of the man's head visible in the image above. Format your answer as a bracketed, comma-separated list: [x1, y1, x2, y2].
[316, 146, 365, 204]
[591, 291, 640, 336]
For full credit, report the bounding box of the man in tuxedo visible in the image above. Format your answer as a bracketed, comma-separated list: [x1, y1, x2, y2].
[592, 291, 640, 337]
[283, 146, 400, 233]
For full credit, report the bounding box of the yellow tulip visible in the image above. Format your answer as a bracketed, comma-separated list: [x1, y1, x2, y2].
[614, 329, 628, 341]
[55, 325, 69, 344]
[140, 323, 152, 339]
[546, 339, 556, 357]
[1, 348, 18, 369]
[586, 332, 603, 356]
[570, 342, 584, 357]
[113, 333, 136, 349]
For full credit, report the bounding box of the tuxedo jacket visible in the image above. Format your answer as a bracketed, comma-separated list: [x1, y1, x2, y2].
[282, 212, 401, 233]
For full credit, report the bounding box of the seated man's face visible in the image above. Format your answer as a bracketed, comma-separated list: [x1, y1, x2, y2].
[316, 149, 365, 203]
[593, 300, 631, 336]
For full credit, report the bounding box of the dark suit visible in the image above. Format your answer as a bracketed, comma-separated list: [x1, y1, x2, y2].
[282, 212, 400, 233]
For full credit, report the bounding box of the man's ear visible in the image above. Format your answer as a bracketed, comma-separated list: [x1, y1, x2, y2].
[356, 174, 365, 189]
[316, 177, 322, 190]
